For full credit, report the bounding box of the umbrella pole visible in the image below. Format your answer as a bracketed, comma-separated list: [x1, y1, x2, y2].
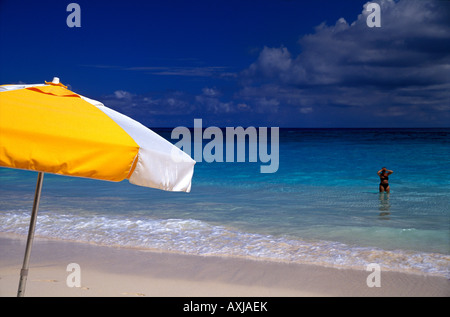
[17, 172, 44, 297]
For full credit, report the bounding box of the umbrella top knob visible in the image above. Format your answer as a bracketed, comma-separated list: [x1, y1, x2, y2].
[45, 77, 68, 88]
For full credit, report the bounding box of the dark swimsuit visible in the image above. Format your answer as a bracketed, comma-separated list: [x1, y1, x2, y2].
[379, 174, 389, 189]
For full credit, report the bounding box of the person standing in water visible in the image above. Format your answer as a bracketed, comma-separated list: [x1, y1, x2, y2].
[378, 167, 393, 193]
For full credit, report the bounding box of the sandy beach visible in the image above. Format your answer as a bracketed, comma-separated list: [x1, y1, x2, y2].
[0, 233, 448, 297]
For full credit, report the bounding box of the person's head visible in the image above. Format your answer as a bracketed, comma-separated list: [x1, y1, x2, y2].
[381, 167, 387, 173]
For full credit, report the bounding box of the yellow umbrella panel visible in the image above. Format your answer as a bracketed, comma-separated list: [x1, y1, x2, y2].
[0, 84, 139, 182]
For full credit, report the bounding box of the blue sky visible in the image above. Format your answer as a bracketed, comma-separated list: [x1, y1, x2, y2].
[1, 0, 449, 127]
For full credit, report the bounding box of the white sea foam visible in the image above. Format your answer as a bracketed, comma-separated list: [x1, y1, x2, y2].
[1, 210, 448, 278]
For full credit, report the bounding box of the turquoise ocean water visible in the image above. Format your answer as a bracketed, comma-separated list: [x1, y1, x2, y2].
[1, 128, 449, 277]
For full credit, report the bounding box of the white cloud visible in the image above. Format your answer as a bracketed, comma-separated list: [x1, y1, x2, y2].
[299, 107, 313, 114]
[202, 87, 219, 97]
[114, 90, 134, 100]
[195, 93, 234, 113]
[238, 0, 450, 124]
[255, 97, 280, 113]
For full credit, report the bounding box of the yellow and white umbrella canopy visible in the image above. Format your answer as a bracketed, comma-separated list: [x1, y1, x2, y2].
[0, 77, 195, 296]
[0, 78, 195, 192]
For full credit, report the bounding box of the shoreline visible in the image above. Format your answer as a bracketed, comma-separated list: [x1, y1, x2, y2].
[1, 227, 448, 279]
[2, 210, 448, 279]
[1, 234, 448, 297]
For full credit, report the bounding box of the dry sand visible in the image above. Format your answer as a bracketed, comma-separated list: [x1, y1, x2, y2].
[0, 234, 448, 297]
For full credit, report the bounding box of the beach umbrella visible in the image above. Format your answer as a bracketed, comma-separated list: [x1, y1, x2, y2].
[0, 77, 196, 296]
